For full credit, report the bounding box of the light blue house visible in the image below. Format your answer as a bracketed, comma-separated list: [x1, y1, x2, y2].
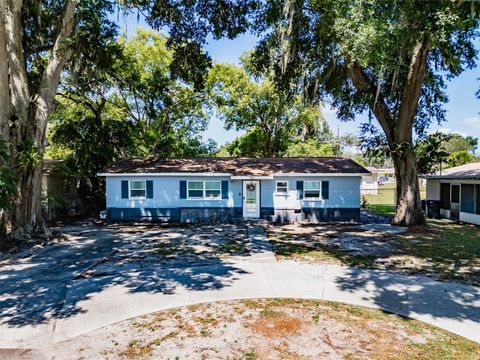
[98, 157, 370, 223]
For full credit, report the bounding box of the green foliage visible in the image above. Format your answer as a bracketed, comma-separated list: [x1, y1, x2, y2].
[284, 139, 336, 157]
[207, 62, 332, 157]
[48, 98, 137, 208]
[17, 141, 42, 169]
[415, 133, 450, 175]
[442, 134, 478, 155]
[117, 29, 214, 156]
[253, 1, 478, 132]
[447, 150, 474, 168]
[0, 138, 16, 211]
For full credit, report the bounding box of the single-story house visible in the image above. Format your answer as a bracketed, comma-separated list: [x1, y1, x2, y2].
[98, 157, 370, 223]
[425, 163, 480, 225]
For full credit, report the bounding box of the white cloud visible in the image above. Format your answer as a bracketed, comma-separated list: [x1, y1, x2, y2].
[436, 128, 467, 137]
[464, 116, 480, 129]
[437, 128, 452, 134]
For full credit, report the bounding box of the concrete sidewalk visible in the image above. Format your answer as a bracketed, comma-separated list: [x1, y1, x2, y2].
[1, 224, 480, 354]
[47, 261, 480, 346]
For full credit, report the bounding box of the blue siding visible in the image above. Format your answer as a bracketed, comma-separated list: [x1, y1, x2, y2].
[105, 175, 361, 222]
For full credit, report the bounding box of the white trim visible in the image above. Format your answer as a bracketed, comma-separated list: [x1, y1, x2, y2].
[303, 180, 322, 200]
[98, 172, 232, 177]
[98, 172, 366, 177]
[274, 173, 366, 177]
[129, 180, 146, 200]
[243, 180, 260, 218]
[187, 180, 222, 200]
[275, 180, 289, 194]
[231, 175, 274, 180]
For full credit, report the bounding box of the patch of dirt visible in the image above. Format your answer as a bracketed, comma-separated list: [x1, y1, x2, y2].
[52, 299, 480, 360]
[268, 222, 401, 262]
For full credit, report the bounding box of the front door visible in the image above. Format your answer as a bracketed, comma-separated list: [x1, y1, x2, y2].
[243, 180, 260, 218]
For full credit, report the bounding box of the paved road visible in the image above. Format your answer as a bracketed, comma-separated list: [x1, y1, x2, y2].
[0, 224, 479, 357]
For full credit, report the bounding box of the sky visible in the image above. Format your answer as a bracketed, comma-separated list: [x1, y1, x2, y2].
[118, 12, 480, 147]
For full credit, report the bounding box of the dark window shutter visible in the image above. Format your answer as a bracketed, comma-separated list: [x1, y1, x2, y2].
[221, 180, 229, 199]
[296, 181, 304, 199]
[179, 180, 187, 199]
[121, 180, 129, 199]
[146, 180, 153, 199]
[322, 181, 329, 200]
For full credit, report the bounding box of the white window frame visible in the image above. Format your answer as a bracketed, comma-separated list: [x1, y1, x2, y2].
[129, 180, 147, 200]
[275, 181, 289, 194]
[187, 180, 222, 200]
[303, 181, 322, 199]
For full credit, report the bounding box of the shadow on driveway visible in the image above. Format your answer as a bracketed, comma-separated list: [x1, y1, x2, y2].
[334, 267, 480, 321]
[0, 225, 248, 328]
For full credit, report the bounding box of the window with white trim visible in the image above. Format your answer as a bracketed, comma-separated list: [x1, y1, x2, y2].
[187, 181, 221, 199]
[276, 181, 288, 193]
[304, 181, 321, 199]
[129, 180, 146, 199]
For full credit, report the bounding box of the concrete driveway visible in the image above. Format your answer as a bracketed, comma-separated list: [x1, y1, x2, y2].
[1, 223, 480, 356]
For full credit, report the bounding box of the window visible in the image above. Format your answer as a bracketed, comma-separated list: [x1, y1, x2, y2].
[187, 181, 221, 199]
[129, 180, 146, 199]
[440, 183, 450, 210]
[452, 185, 460, 203]
[304, 181, 321, 199]
[276, 181, 288, 193]
[461, 184, 475, 214]
[187, 181, 204, 198]
[205, 181, 221, 198]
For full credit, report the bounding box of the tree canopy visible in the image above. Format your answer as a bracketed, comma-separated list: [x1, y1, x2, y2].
[207, 62, 332, 157]
[248, 0, 480, 225]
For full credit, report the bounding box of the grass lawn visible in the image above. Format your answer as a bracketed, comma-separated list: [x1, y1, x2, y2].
[54, 299, 480, 359]
[363, 182, 426, 217]
[268, 220, 480, 286]
[385, 220, 480, 284]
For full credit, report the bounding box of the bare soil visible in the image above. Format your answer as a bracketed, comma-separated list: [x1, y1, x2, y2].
[53, 299, 480, 360]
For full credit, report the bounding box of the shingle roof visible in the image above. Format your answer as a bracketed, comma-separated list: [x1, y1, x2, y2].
[426, 162, 480, 179]
[99, 157, 370, 176]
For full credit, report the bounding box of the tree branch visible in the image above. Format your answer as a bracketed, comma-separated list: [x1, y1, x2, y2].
[397, 40, 430, 141]
[346, 59, 395, 145]
[0, 4, 10, 138]
[5, 0, 30, 128]
[34, 0, 77, 146]
[58, 92, 98, 114]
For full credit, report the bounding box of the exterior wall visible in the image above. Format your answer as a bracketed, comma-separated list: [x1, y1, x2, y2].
[262, 176, 361, 210]
[426, 178, 480, 225]
[426, 179, 441, 200]
[360, 174, 379, 195]
[460, 212, 480, 226]
[105, 175, 362, 223]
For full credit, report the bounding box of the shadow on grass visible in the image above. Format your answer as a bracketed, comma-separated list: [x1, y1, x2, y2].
[0, 224, 249, 327]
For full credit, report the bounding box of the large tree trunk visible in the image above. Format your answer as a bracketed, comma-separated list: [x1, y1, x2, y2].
[347, 40, 430, 226]
[391, 147, 425, 226]
[0, 0, 77, 242]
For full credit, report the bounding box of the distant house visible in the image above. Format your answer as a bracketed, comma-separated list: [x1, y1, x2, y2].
[425, 163, 480, 225]
[361, 167, 395, 195]
[98, 157, 370, 223]
[42, 160, 82, 221]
